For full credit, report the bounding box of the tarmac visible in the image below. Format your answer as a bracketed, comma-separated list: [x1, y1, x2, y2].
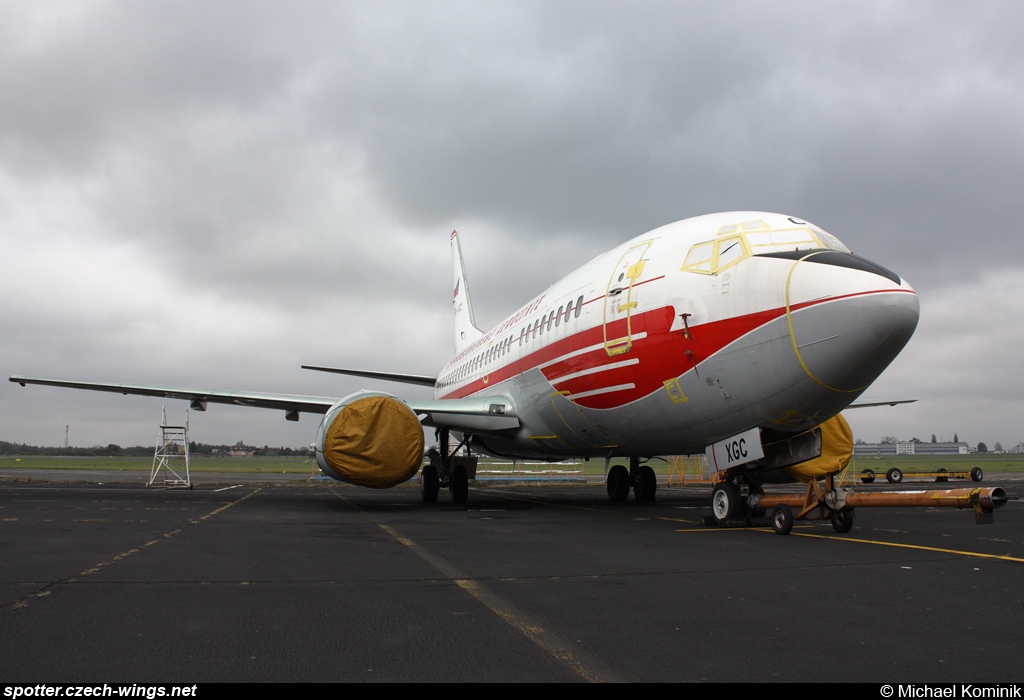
[1, 469, 1022, 683]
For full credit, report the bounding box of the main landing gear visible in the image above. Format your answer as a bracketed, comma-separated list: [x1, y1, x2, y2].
[422, 427, 473, 504]
[606, 456, 657, 503]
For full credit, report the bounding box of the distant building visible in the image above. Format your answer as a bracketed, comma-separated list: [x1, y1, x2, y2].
[854, 441, 969, 456]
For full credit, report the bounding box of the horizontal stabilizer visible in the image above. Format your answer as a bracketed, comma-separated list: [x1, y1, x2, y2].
[846, 399, 917, 408]
[300, 365, 437, 387]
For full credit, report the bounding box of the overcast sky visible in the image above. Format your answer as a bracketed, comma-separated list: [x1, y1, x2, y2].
[2, 1, 1022, 450]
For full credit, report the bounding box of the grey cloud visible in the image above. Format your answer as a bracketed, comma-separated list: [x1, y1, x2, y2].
[2, 0, 1023, 446]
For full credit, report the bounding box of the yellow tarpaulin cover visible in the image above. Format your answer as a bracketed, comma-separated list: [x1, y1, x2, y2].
[323, 395, 425, 488]
[782, 413, 853, 482]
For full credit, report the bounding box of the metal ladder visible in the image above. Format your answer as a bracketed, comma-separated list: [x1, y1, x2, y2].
[148, 406, 192, 489]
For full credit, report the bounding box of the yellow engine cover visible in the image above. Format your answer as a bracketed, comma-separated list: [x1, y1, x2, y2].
[781, 413, 854, 481]
[321, 394, 425, 488]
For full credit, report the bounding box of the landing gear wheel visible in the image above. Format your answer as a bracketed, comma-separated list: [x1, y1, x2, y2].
[860, 469, 876, 484]
[935, 468, 948, 483]
[421, 464, 439, 503]
[886, 467, 903, 484]
[971, 467, 984, 482]
[831, 508, 855, 533]
[450, 464, 468, 504]
[607, 464, 630, 502]
[634, 465, 657, 502]
[711, 482, 741, 525]
[771, 504, 794, 535]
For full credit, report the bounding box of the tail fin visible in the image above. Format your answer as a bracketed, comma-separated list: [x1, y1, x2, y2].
[451, 230, 484, 354]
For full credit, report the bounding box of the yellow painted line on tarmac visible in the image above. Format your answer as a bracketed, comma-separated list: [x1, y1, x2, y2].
[789, 531, 1024, 563]
[8, 487, 263, 612]
[655, 517, 702, 525]
[674, 522, 1024, 561]
[333, 491, 622, 682]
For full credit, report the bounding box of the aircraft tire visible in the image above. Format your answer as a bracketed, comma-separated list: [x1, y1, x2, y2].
[711, 482, 741, 525]
[450, 464, 469, 504]
[971, 467, 984, 482]
[607, 465, 630, 502]
[886, 467, 903, 484]
[860, 469, 876, 484]
[935, 468, 948, 483]
[831, 508, 855, 533]
[421, 464, 439, 503]
[771, 504, 794, 535]
[634, 465, 657, 502]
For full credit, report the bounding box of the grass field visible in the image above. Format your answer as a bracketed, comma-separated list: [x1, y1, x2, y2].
[0, 455, 317, 474]
[849, 453, 1024, 474]
[2, 452, 1023, 477]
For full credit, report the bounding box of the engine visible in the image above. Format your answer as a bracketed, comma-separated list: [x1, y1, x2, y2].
[314, 391, 425, 488]
[781, 413, 854, 481]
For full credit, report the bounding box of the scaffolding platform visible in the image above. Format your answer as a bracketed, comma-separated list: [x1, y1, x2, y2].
[148, 406, 192, 489]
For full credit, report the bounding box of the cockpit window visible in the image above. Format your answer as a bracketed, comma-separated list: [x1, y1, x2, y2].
[683, 240, 715, 273]
[682, 225, 850, 275]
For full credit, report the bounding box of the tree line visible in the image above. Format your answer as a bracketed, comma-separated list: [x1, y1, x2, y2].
[0, 440, 311, 457]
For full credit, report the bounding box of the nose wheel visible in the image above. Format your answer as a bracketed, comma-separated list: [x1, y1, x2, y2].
[711, 482, 742, 524]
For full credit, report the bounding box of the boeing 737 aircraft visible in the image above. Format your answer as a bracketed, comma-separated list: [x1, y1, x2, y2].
[10, 211, 919, 521]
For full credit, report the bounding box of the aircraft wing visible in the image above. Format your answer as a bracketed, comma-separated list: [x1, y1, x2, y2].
[8, 375, 521, 432]
[8, 375, 339, 415]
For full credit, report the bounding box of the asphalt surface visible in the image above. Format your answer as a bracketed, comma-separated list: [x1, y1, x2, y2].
[1, 471, 1022, 683]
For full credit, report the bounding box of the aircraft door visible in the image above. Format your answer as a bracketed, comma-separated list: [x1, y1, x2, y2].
[603, 240, 652, 356]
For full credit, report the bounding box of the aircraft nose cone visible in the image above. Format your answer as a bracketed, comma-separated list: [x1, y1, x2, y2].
[786, 259, 918, 393]
[865, 285, 920, 343]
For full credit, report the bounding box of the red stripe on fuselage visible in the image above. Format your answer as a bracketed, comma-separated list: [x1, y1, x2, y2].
[435, 288, 914, 409]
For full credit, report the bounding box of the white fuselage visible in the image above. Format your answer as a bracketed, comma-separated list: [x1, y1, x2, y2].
[433, 212, 918, 460]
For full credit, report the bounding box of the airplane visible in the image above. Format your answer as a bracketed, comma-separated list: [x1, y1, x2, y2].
[10, 211, 919, 522]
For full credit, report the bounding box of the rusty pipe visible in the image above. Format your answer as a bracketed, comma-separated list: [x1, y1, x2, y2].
[755, 487, 1007, 511]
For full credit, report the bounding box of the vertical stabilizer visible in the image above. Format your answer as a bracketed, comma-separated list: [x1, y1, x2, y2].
[451, 230, 484, 354]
